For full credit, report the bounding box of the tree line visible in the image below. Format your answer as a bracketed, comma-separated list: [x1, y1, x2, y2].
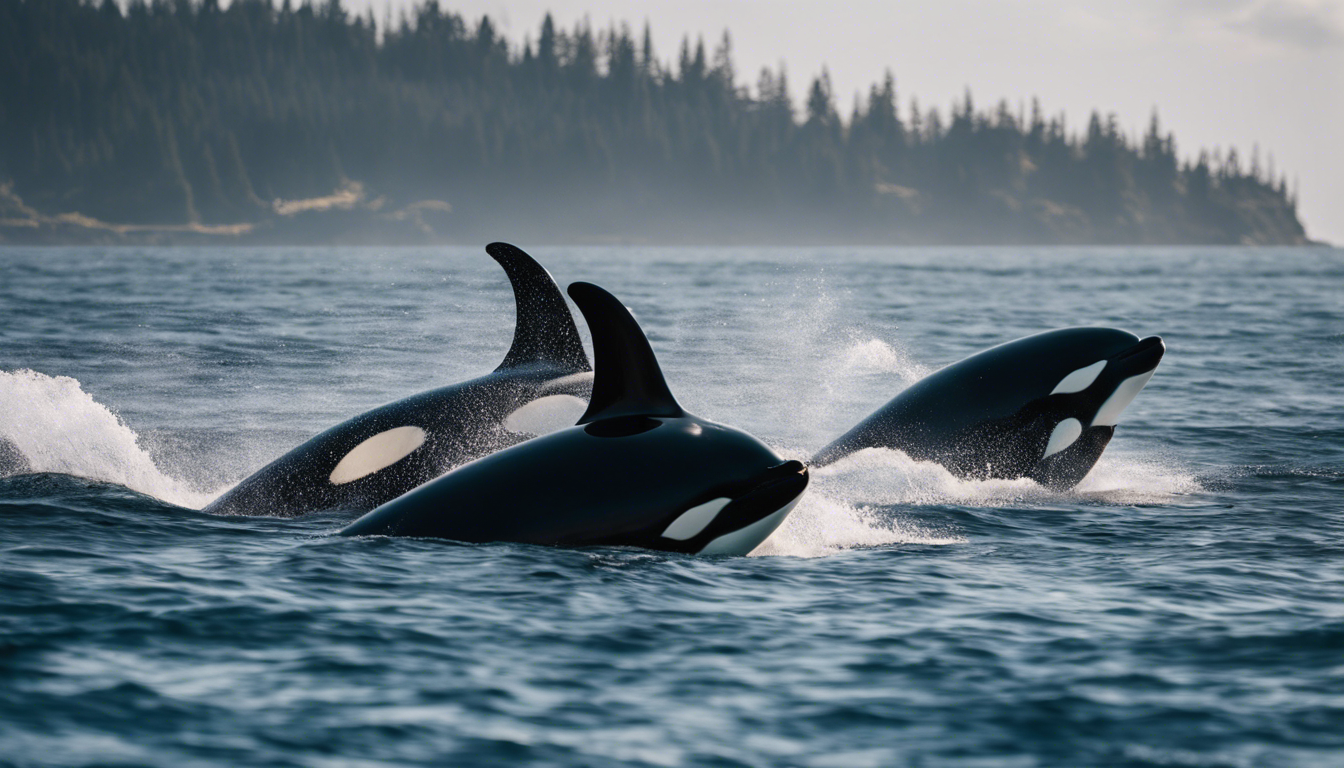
[0, 0, 1309, 244]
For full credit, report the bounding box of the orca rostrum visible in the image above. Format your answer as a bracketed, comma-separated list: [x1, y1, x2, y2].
[203, 243, 594, 517]
[341, 281, 810, 555]
[813, 327, 1165, 489]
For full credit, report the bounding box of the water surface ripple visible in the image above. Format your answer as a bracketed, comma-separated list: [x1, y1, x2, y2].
[2, 246, 1342, 767]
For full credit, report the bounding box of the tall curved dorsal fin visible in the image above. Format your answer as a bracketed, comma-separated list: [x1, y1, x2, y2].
[486, 242, 590, 373]
[566, 282, 685, 425]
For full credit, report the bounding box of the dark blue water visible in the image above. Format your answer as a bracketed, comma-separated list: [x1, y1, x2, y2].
[2, 246, 1342, 767]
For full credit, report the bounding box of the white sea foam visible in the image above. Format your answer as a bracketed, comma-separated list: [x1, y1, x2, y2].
[0, 365, 1200, 545]
[753, 445, 1202, 557]
[1074, 451, 1204, 504]
[0, 369, 214, 508]
[748, 445, 967, 559]
[751, 491, 965, 558]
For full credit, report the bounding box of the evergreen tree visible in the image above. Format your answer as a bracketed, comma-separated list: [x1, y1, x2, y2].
[0, 0, 1307, 245]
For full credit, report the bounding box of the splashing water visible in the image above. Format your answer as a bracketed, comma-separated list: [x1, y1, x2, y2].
[0, 369, 214, 508]
[828, 336, 931, 386]
[1074, 451, 1205, 504]
[752, 492, 965, 558]
[803, 446, 1202, 510]
[3, 246, 1336, 768]
[752, 444, 1202, 556]
[0, 367, 1196, 550]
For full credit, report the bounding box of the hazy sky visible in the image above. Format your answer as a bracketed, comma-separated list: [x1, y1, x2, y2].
[343, 0, 1344, 243]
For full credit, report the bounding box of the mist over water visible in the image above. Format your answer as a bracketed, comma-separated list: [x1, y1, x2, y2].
[2, 246, 1342, 766]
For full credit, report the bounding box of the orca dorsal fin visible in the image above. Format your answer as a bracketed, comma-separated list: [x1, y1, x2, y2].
[566, 282, 685, 425]
[486, 242, 590, 373]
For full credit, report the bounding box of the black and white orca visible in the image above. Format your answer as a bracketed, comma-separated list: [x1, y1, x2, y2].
[812, 328, 1165, 489]
[341, 282, 809, 555]
[203, 243, 594, 517]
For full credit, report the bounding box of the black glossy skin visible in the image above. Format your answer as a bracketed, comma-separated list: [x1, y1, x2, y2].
[813, 328, 1165, 489]
[342, 415, 808, 552]
[342, 282, 810, 554]
[203, 244, 592, 517]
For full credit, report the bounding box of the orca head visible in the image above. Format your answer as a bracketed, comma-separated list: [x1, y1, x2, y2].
[567, 282, 809, 555]
[657, 457, 809, 555]
[1026, 331, 1165, 489]
[812, 326, 1166, 491]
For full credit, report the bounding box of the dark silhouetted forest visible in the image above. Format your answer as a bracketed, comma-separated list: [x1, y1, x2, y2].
[0, 0, 1310, 244]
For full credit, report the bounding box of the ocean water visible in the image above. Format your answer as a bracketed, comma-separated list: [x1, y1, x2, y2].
[1, 245, 1342, 767]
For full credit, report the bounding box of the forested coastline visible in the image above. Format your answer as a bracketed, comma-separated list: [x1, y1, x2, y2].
[0, 0, 1312, 245]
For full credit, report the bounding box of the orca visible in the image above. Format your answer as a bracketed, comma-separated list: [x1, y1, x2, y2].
[203, 243, 594, 517]
[812, 328, 1165, 489]
[0, 435, 30, 478]
[341, 281, 809, 555]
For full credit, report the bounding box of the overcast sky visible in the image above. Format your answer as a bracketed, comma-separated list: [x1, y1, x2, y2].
[342, 0, 1344, 243]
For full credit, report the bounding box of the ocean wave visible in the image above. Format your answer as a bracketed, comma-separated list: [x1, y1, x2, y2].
[0, 369, 217, 508]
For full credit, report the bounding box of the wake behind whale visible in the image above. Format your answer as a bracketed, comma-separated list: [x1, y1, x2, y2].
[0, 241, 1179, 554]
[0, 351, 1197, 558]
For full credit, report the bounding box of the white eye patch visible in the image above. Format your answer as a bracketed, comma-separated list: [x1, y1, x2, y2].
[1043, 418, 1083, 459]
[329, 426, 427, 485]
[662, 497, 732, 540]
[538, 371, 595, 395]
[1092, 370, 1156, 427]
[1050, 361, 1107, 395]
[504, 395, 589, 435]
[699, 495, 802, 556]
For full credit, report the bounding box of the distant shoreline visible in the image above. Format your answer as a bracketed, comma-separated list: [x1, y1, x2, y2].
[0, 224, 1329, 249]
[2, 1, 1315, 249]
